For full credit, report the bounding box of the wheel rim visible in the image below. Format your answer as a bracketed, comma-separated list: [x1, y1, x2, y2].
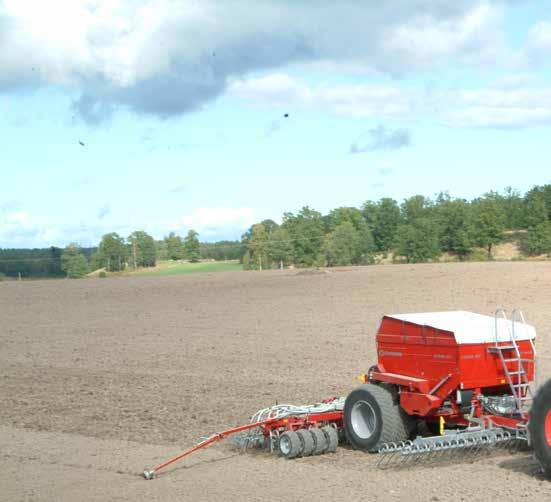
[545, 410, 551, 447]
[351, 400, 377, 439]
[279, 434, 291, 455]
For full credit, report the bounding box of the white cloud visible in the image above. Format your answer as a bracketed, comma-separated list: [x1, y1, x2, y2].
[0, 1, 508, 121]
[0, 205, 258, 247]
[180, 207, 255, 232]
[383, 3, 505, 70]
[444, 87, 551, 128]
[228, 74, 415, 119]
[230, 72, 551, 129]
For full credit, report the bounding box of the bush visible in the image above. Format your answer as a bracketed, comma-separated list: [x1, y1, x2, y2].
[521, 222, 551, 256]
[99, 271, 107, 278]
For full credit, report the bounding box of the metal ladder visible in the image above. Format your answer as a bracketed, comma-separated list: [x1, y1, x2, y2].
[491, 308, 537, 417]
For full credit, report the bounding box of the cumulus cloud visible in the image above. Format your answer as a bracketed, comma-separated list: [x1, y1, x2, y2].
[0, 205, 256, 247]
[521, 21, 551, 68]
[229, 74, 415, 118]
[0, 0, 508, 123]
[180, 207, 255, 229]
[443, 87, 551, 128]
[231, 72, 551, 129]
[350, 126, 411, 154]
[0, 215, 129, 248]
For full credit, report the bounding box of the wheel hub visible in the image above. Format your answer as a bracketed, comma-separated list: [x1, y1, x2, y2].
[351, 400, 377, 439]
[279, 434, 291, 455]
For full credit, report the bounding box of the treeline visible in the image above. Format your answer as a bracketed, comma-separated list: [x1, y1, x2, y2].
[0, 247, 95, 279]
[63, 230, 206, 278]
[3, 184, 550, 279]
[241, 185, 551, 269]
[0, 230, 241, 279]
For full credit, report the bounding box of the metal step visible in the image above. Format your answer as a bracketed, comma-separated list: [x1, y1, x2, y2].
[489, 345, 516, 351]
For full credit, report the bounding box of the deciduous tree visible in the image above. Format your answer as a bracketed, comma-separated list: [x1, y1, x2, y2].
[128, 231, 157, 268]
[184, 230, 201, 262]
[61, 244, 89, 278]
[97, 232, 128, 271]
[164, 232, 184, 260]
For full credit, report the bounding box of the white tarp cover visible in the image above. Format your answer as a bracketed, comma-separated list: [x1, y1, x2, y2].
[386, 311, 536, 345]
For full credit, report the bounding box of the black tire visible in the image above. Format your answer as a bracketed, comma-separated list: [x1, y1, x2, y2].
[529, 379, 551, 478]
[322, 426, 338, 453]
[278, 431, 302, 459]
[296, 429, 315, 456]
[344, 383, 412, 452]
[310, 427, 328, 455]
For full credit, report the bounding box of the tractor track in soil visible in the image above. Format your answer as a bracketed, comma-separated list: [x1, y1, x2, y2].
[1, 262, 551, 500]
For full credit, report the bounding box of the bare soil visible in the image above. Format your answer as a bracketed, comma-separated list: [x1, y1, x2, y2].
[2, 262, 551, 501]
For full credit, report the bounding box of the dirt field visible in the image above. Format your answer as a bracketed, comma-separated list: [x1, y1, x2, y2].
[2, 262, 551, 501]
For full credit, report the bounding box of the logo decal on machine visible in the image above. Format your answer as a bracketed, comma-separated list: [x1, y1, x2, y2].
[379, 350, 403, 357]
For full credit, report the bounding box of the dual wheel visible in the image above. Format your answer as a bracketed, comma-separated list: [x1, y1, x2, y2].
[278, 426, 338, 459]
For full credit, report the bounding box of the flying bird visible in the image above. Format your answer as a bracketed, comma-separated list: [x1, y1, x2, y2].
[79, 141, 85, 146]
[284, 113, 289, 118]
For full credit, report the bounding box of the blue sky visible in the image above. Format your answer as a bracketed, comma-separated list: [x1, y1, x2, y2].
[1, 0, 551, 248]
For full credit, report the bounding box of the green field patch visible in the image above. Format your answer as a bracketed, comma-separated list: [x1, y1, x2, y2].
[131, 260, 242, 277]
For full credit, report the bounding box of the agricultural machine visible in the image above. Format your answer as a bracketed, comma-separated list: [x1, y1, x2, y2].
[143, 309, 551, 479]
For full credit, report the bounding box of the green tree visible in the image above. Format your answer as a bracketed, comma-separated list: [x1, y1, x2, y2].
[97, 232, 128, 272]
[361, 200, 378, 229]
[248, 223, 268, 270]
[525, 184, 551, 221]
[401, 195, 432, 224]
[371, 198, 401, 252]
[61, 244, 89, 278]
[128, 231, 157, 268]
[470, 196, 506, 259]
[164, 232, 184, 260]
[356, 222, 375, 263]
[184, 230, 201, 262]
[435, 196, 473, 259]
[326, 206, 374, 261]
[502, 187, 524, 229]
[267, 227, 294, 268]
[325, 207, 364, 232]
[322, 221, 362, 266]
[522, 222, 551, 256]
[259, 219, 279, 235]
[395, 218, 440, 263]
[282, 206, 325, 266]
[523, 192, 548, 229]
